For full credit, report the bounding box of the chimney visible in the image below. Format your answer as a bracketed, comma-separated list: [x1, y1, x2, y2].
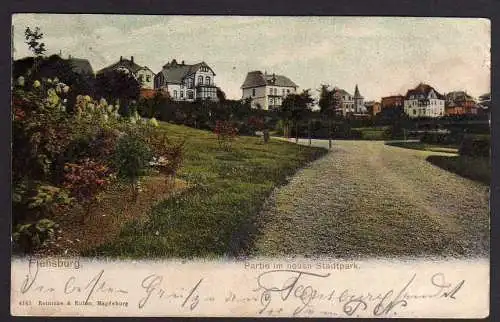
[120, 56, 123, 62]
[181, 60, 185, 65]
[131, 56, 134, 63]
[68, 54, 72, 59]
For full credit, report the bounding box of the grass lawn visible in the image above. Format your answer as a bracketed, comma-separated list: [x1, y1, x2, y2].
[85, 122, 327, 258]
[426, 155, 491, 185]
[385, 141, 459, 154]
[352, 126, 389, 140]
[385, 141, 490, 185]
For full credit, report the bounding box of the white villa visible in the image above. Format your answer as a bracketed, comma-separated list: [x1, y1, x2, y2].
[154, 59, 218, 101]
[403, 83, 446, 118]
[96, 56, 155, 90]
[241, 71, 298, 110]
[332, 85, 366, 116]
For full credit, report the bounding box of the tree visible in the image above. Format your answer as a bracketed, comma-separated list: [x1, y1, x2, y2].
[95, 70, 140, 117]
[24, 26, 46, 76]
[25, 27, 46, 57]
[216, 87, 227, 102]
[281, 89, 314, 143]
[318, 84, 339, 149]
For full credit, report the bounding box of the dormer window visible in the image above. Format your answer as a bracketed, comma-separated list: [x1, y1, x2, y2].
[205, 76, 211, 86]
[198, 76, 203, 85]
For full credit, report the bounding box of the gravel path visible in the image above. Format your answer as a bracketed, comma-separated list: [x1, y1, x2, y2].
[252, 139, 489, 258]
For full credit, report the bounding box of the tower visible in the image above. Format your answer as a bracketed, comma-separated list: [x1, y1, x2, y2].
[353, 84, 364, 113]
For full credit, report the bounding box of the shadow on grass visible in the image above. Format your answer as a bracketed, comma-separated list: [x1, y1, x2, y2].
[385, 141, 459, 153]
[426, 155, 490, 185]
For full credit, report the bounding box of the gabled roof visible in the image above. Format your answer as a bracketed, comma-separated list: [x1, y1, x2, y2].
[332, 87, 352, 97]
[67, 58, 94, 75]
[241, 71, 298, 89]
[405, 83, 445, 99]
[159, 60, 214, 84]
[97, 57, 143, 75]
[446, 91, 474, 102]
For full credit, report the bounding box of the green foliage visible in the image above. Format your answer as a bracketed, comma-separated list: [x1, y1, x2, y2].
[113, 133, 153, 183]
[318, 84, 339, 118]
[24, 26, 46, 56]
[95, 70, 140, 117]
[459, 136, 490, 157]
[13, 218, 58, 253]
[89, 122, 328, 258]
[26, 184, 72, 210]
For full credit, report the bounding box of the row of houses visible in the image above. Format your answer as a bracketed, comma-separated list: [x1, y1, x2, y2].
[65, 55, 480, 118]
[365, 83, 481, 118]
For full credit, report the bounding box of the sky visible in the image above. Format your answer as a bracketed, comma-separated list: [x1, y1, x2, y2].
[12, 14, 490, 101]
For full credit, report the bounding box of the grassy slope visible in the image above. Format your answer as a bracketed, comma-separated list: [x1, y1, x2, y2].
[87, 122, 327, 258]
[385, 141, 459, 153]
[385, 141, 490, 185]
[426, 155, 490, 186]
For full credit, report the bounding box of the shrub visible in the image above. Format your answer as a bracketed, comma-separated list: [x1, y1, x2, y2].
[13, 218, 58, 253]
[12, 180, 72, 226]
[459, 136, 490, 157]
[214, 120, 238, 151]
[148, 117, 159, 127]
[63, 158, 114, 222]
[112, 133, 153, 199]
[88, 127, 123, 163]
[146, 131, 184, 181]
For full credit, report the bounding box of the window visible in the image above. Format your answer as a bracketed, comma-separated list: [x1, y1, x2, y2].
[174, 90, 178, 98]
[205, 76, 211, 85]
[146, 75, 151, 82]
[138, 75, 144, 82]
[274, 88, 277, 95]
[180, 91, 184, 98]
[413, 110, 416, 115]
[269, 88, 273, 95]
[252, 88, 256, 96]
[198, 76, 203, 85]
[287, 89, 290, 94]
[188, 90, 194, 99]
[187, 78, 193, 89]
[282, 89, 285, 96]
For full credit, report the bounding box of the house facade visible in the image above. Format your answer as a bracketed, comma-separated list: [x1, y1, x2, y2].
[332, 85, 366, 116]
[403, 83, 445, 118]
[364, 101, 381, 116]
[241, 71, 298, 110]
[96, 56, 155, 90]
[381, 95, 404, 110]
[445, 91, 478, 115]
[154, 59, 218, 101]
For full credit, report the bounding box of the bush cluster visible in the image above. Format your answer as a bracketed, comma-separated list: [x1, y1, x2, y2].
[459, 136, 490, 157]
[12, 77, 184, 253]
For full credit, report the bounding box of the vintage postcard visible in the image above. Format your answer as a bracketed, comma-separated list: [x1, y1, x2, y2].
[10, 14, 490, 318]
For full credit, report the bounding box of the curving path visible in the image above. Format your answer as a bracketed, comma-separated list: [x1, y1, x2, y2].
[252, 139, 490, 258]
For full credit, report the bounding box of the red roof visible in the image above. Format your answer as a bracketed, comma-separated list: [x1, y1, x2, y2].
[140, 89, 168, 99]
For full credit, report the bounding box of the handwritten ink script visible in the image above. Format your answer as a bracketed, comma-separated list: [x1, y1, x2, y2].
[11, 259, 488, 318]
